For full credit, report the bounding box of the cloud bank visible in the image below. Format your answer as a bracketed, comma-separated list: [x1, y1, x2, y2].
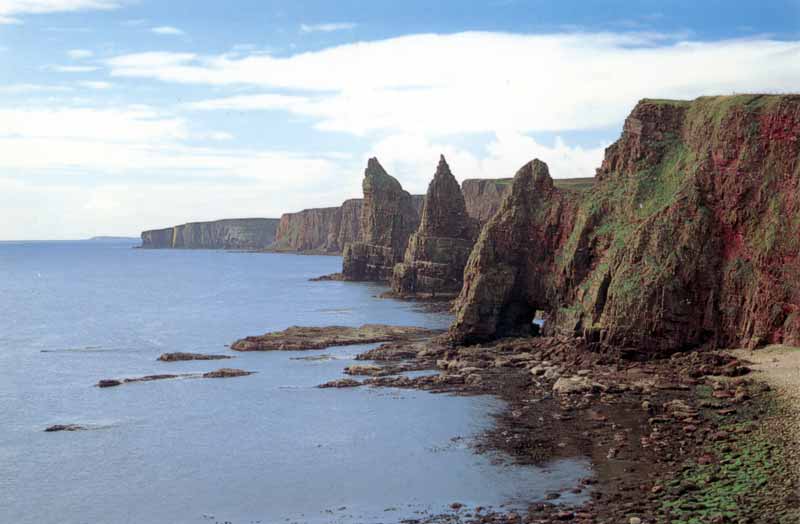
[110, 32, 800, 137]
[0, 0, 120, 24]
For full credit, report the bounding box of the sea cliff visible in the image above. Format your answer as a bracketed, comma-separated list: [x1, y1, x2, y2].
[141, 218, 279, 250]
[271, 200, 364, 254]
[450, 94, 800, 355]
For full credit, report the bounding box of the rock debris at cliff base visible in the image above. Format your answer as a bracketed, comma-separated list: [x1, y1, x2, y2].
[318, 333, 800, 523]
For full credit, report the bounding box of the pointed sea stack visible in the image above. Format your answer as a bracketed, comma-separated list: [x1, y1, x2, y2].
[341, 158, 421, 281]
[391, 155, 479, 297]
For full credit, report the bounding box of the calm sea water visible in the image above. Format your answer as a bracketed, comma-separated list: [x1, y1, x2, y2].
[0, 241, 589, 524]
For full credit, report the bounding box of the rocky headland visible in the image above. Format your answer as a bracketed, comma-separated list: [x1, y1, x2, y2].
[129, 94, 800, 522]
[141, 218, 279, 250]
[451, 95, 800, 357]
[391, 155, 480, 297]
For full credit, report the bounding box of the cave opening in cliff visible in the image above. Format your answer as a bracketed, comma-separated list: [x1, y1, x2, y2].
[532, 310, 547, 336]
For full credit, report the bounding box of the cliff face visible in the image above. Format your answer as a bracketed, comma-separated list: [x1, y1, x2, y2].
[140, 227, 175, 248]
[461, 178, 512, 223]
[272, 201, 363, 254]
[461, 177, 595, 224]
[451, 95, 800, 356]
[341, 158, 421, 281]
[392, 156, 479, 296]
[141, 218, 279, 250]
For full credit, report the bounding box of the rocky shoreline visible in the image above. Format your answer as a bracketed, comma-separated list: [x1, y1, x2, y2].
[312, 331, 799, 523]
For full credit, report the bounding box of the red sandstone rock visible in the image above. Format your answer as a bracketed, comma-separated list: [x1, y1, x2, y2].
[450, 95, 800, 355]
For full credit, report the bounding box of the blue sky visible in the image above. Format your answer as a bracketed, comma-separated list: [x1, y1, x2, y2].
[1, 0, 799, 239]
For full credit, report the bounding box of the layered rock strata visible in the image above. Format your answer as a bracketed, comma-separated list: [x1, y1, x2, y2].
[450, 95, 800, 356]
[230, 324, 439, 351]
[341, 158, 422, 281]
[391, 155, 479, 297]
[141, 218, 279, 250]
[271, 199, 364, 254]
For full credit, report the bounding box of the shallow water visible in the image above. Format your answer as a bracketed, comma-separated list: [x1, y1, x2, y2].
[0, 241, 589, 524]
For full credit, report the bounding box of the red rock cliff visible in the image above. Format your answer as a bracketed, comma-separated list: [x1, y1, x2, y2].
[451, 95, 800, 355]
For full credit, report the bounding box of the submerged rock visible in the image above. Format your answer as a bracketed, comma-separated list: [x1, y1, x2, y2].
[157, 352, 232, 362]
[230, 324, 439, 352]
[391, 155, 479, 297]
[201, 368, 253, 379]
[97, 368, 253, 388]
[44, 424, 87, 432]
[318, 378, 362, 388]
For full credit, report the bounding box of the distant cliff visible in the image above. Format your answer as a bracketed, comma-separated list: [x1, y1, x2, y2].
[141, 218, 279, 250]
[462, 177, 594, 224]
[450, 94, 800, 356]
[461, 178, 512, 223]
[272, 199, 363, 254]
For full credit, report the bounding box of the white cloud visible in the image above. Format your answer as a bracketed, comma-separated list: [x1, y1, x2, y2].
[0, 0, 120, 24]
[151, 25, 184, 36]
[205, 131, 233, 141]
[79, 80, 112, 89]
[111, 32, 800, 137]
[0, 105, 360, 239]
[67, 48, 93, 59]
[0, 107, 187, 142]
[0, 83, 72, 93]
[300, 22, 357, 33]
[46, 65, 99, 72]
[369, 132, 606, 194]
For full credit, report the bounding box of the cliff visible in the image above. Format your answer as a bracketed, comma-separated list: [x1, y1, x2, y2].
[450, 95, 800, 356]
[341, 158, 422, 281]
[461, 178, 512, 223]
[140, 227, 174, 248]
[141, 218, 279, 250]
[272, 200, 363, 254]
[392, 155, 479, 296]
[462, 177, 594, 224]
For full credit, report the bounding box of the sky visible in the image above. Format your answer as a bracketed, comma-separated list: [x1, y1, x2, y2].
[0, 0, 799, 240]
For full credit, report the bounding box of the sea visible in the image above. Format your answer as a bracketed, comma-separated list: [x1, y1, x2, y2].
[0, 240, 589, 524]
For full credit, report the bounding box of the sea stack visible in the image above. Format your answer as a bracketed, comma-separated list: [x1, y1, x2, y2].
[450, 95, 800, 356]
[391, 155, 479, 297]
[341, 158, 421, 281]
